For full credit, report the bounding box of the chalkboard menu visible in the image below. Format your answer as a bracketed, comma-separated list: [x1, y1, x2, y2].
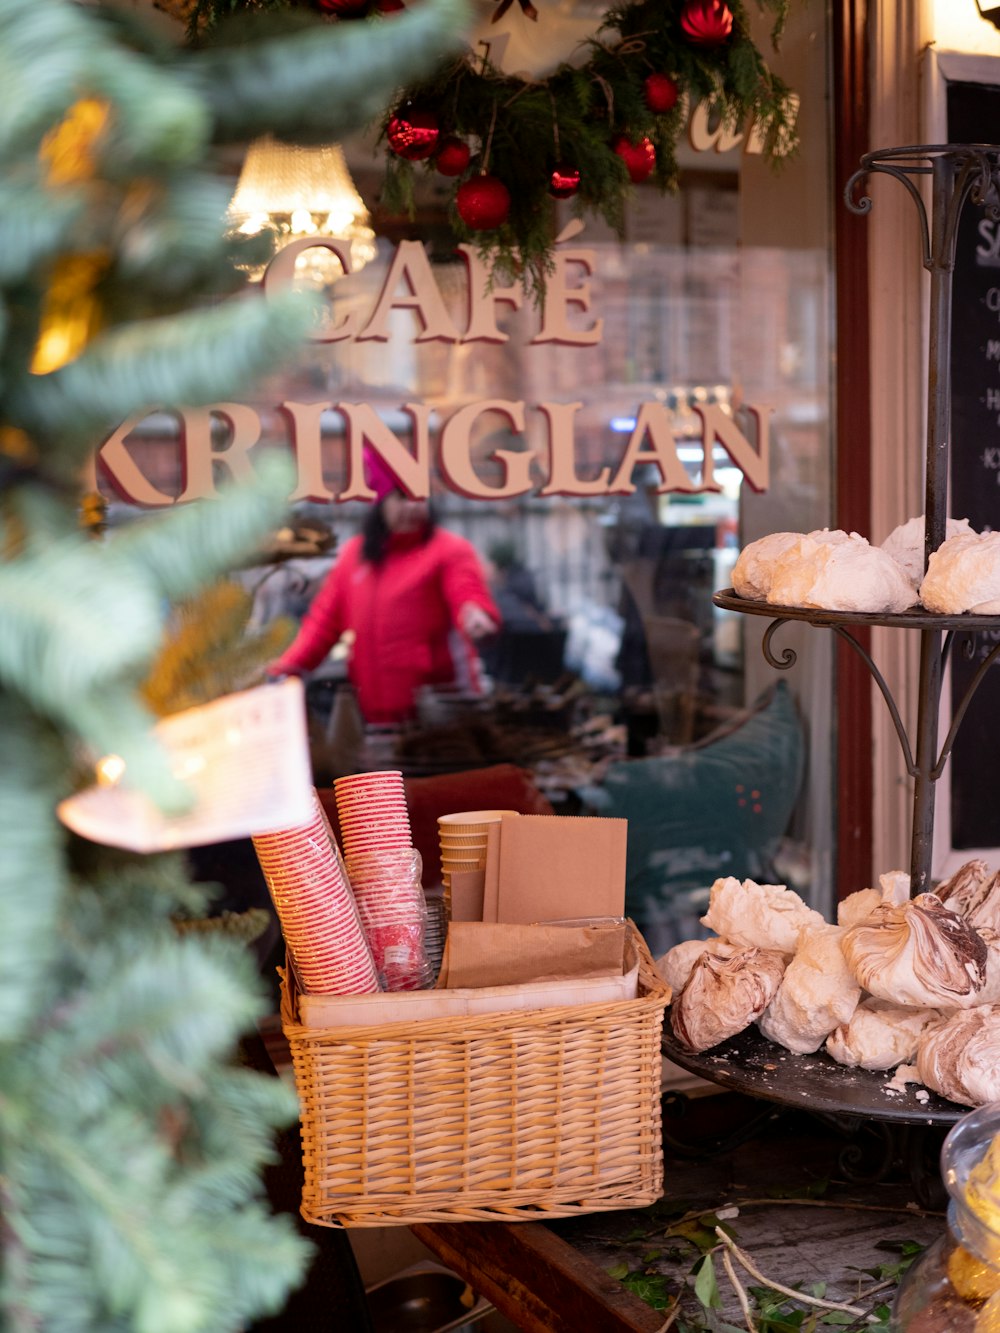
[947, 83, 1000, 849]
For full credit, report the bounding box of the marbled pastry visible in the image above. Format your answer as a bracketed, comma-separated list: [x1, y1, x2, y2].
[841, 894, 988, 1009]
[936, 860, 1000, 933]
[656, 937, 737, 994]
[916, 1005, 1000, 1106]
[671, 946, 786, 1053]
[758, 924, 861, 1054]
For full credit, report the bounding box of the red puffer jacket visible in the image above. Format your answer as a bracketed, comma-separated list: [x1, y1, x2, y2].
[271, 528, 500, 724]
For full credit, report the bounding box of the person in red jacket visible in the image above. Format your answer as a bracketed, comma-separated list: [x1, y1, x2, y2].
[270, 453, 500, 724]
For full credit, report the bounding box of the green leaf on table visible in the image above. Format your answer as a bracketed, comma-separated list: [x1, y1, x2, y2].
[606, 1260, 629, 1280]
[641, 1250, 663, 1263]
[694, 1254, 722, 1309]
[766, 1177, 829, 1199]
[669, 1212, 734, 1252]
[620, 1271, 672, 1309]
[817, 1312, 855, 1325]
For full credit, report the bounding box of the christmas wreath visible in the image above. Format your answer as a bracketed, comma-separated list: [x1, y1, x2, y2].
[181, 0, 798, 296]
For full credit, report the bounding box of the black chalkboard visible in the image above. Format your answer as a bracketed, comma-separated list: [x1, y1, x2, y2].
[947, 84, 1000, 849]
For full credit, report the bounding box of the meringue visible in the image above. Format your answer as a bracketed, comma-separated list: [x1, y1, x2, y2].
[841, 894, 988, 1009]
[701, 876, 826, 956]
[671, 946, 786, 1053]
[732, 532, 804, 600]
[880, 515, 974, 588]
[916, 1005, 1000, 1107]
[768, 531, 916, 614]
[826, 997, 941, 1071]
[758, 924, 861, 1054]
[920, 530, 1000, 614]
[837, 888, 882, 927]
[935, 860, 1000, 933]
[656, 937, 737, 994]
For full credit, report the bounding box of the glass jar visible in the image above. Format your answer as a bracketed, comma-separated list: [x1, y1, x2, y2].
[893, 1103, 1000, 1332]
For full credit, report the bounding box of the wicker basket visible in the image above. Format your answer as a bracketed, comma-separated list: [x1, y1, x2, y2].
[280, 921, 670, 1227]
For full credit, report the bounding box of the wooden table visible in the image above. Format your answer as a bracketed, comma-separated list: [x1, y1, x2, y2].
[413, 1093, 950, 1331]
[412, 1220, 665, 1333]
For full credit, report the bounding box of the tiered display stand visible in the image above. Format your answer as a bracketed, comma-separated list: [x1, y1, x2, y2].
[663, 146, 1000, 1146]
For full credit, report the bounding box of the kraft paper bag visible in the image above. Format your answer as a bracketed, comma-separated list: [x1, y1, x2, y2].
[494, 814, 628, 924]
[449, 868, 486, 922]
[481, 821, 502, 923]
[438, 921, 627, 990]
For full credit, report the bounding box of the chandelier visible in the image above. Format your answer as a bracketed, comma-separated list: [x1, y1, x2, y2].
[228, 136, 377, 282]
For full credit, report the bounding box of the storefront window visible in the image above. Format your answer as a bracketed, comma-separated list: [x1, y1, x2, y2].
[93, 0, 835, 947]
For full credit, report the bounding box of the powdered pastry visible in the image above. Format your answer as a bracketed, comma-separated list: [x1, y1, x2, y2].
[841, 894, 988, 1009]
[767, 531, 916, 613]
[701, 876, 826, 956]
[826, 997, 941, 1071]
[920, 530, 1000, 613]
[656, 937, 737, 993]
[732, 532, 804, 600]
[916, 1005, 1000, 1106]
[671, 946, 786, 1052]
[880, 515, 974, 588]
[935, 859, 1000, 933]
[757, 923, 861, 1054]
[878, 869, 911, 906]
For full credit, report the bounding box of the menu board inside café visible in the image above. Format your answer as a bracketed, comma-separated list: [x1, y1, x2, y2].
[946, 80, 1000, 850]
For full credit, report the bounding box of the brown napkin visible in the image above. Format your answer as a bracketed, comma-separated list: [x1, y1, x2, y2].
[437, 921, 627, 990]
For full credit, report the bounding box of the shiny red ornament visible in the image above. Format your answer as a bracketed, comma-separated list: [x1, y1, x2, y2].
[375, 0, 406, 11]
[680, 0, 734, 46]
[612, 134, 656, 184]
[434, 137, 472, 177]
[548, 163, 581, 199]
[387, 108, 440, 161]
[644, 72, 679, 114]
[456, 174, 511, 230]
[316, 0, 370, 13]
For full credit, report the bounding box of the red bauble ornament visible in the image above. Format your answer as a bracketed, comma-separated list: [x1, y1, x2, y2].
[644, 72, 679, 114]
[434, 137, 472, 177]
[376, 0, 406, 11]
[680, 0, 734, 46]
[387, 108, 440, 161]
[613, 135, 656, 184]
[456, 175, 511, 230]
[548, 163, 581, 199]
[316, 0, 370, 14]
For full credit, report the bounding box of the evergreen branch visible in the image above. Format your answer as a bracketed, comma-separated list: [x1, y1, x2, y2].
[0, 700, 69, 1040]
[9, 290, 319, 448]
[184, 0, 472, 145]
[109, 456, 294, 603]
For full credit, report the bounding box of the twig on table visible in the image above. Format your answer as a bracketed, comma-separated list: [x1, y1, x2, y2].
[720, 1243, 757, 1332]
[654, 1294, 683, 1332]
[714, 1228, 867, 1317]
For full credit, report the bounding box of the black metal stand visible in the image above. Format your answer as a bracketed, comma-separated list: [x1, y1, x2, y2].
[722, 144, 1000, 895]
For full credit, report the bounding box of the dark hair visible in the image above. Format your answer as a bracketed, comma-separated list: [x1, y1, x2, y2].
[361, 493, 436, 564]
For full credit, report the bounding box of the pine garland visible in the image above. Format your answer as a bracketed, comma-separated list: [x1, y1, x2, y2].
[177, 0, 799, 299]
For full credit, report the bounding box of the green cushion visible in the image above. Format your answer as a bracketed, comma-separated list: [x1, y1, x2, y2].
[581, 682, 805, 952]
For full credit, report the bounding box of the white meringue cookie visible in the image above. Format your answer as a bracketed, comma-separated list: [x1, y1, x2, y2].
[768, 532, 916, 614]
[826, 997, 941, 1071]
[880, 515, 974, 589]
[758, 924, 861, 1054]
[920, 530, 1000, 613]
[732, 531, 804, 600]
[837, 888, 882, 926]
[701, 876, 826, 957]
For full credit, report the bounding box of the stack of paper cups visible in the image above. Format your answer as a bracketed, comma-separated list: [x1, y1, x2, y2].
[438, 809, 519, 915]
[333, 770, 411, 862]
[252, 790, 380, 995]
[334, 772, 430, 990]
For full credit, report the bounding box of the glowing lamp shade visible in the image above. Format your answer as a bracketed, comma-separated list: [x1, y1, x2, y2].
[228, 136, 377, 279]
